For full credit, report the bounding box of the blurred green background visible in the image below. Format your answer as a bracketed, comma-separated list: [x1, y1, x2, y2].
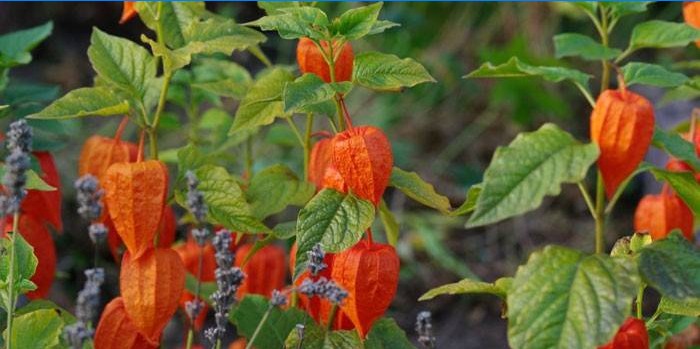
[0, 2, 696, 348]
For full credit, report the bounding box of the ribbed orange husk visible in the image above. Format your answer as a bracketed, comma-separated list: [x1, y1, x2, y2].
[120, 2, 138, 24]
[297, 37, 354, 83]
[104, 160, 168, 258]
[634, 193, 694, 241]
[590, 88, 654, 198]
[2, 215, 56, 299]
[684, 2, 700, 47]
[598, 317, 649, 349]
[309, 138, 333, 190]
[120, 248, 185, 341]
[78, 135, 139, 180]
[331, 242, 399, 337]
[21, 151, 62, 232]
[94, 297, 160, 349]
[235, 243, 287, 298]
[107, 205, 177, 263]
[331, 126, 393, 205]
[229, 339, 249, 349]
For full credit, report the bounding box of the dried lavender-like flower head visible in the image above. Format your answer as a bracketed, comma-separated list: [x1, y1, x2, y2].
[206, 229, 245, 344]
[270, 289, 287, 307]
[185, 299, 204, 321]
[185, 170, 207, 223]
[296, 277, 347, 305]
[192, 227, 209, 247]
[63, 267, 105, 349]
[63, 323, 94, 349]
[88, 223, 107, 244]
[307, 243, 327, 276]
[75, 175, 104, 222]
[6, 119, 32, 153]
[416, 311, 436, 349]
[2, 149, 30, 213]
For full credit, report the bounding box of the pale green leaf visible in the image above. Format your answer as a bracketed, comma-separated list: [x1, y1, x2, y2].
[88, 28, 156, 99]
[294, 189, 374, 279]
[184, 18, 267, 55]
[28, 87, 129, 120]
[450, 184, 482, 216]
[658, 296, 700, 318]
[285, 320, 362, 349]
[378, 200, 399, 246]
[604, 2, 650, 19]
[354, 52, 435, 91]
[419, 277, 509, 301]
[364, 318, 415, 349]
[230, 68, 294, 135]
[507, 246, 639, 349]
[650, 169, 700, 215]
[135, 2, 207, 49]
[247, 6, 329, 40]
[368, 20, 400, 36]
[0, 234, 38, 298]
[389, 167, 451, 214]
[5, 309, 63, 349]
[246, 164, 315, 219]
[192, 59, 252, 99]
[629, 20, 700, 50]
[283, 74, 351, 114]
[621, 62, 689, 88]
[331, 2, 382, 40]
[465, 57, 591, 92]
[554, 33, 621, 61]
[467, 123, 599, 227]
[258, 2, 299, 15]
[638, 232, 700, 300]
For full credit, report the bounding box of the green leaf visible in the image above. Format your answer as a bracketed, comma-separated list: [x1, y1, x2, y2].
[184, 18, 267, 55]
[651, 127, 700, 171]
[178, 165, 269, 233]
[134, 2, 206, 49]
[283, 74, 351, 114]
[573, 2, 597, 15]
[658, 296, 700, 318]
[554, 33, 621, 61]
[285, 320, 362, 349]
[467, 123, 599, 228]
[15, 300, 76, 326]
[368, 20, 400, 36]
[629, 20, 700, 50]
[28, 87, 129, 120]
[246, 164, 315, 219]
[637, 232, 700, 300]
[507, 246, 639, 349]
[247, 6, 329, 41]
[450, 184, 482, 217]
[0, 22, 52, 68]
[26, 169, 56, 191]
[192, 59, 252, 99]
[0, 234, 38, 305]
[621, 62, 689, 88]
[231, 295, 310, 349]
[378, 200, 399, 246]
[604, 2, 650, 19]
[272, 221, 297, 239]
[88, 28, 156, 99]
[353, 52, 435, 91]
[230, 68, 294, 135]
[465, 57, 591, 93]
[4, 309, 63, 349]
[258, 2, 299, 15]
[364, 318, 414, 349]
[184, 273, 216, 303]
[294, 189, 374, 279]
[649, 169, 700, 215]
[389, 167, 451, 214]
[331, 2, 382, 40]
[419, 277, 510, 301]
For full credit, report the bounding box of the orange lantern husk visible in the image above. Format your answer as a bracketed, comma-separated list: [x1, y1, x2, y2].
[297, 37, 354, 83]
[683, 2, 700, 47]
[79, 135, 139, 181]
[120, 2, 138, 24]
[331, 126, 393, 205]
[94, 297, 160, 349]
[235, 243, 287, 299]
[634, 191, 694, 241]
[331, 242, 399, 337]
[120, 248, 185, 341]
[590, 84, 654, 198]
[103, 160, 168, 258]
[598, 317, 649, 349]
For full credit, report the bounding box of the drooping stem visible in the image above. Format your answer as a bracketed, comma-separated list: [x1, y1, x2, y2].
[636, 284, 645, 319]
[246, 306, 273, 349]
[365, 228, 374, 246]
[114, 116, 129, 141]
[5, 212, 20, 348]
[577, 182, 596, 218]
[326, 303, 339, 331]
[594, 172, 606, 254]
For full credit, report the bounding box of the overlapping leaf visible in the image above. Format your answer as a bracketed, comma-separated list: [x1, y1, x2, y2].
[354, 52, 435, 91]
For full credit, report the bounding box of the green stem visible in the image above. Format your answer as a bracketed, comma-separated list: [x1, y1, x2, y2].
[326, 304, 339, 331]
[185, 330, 194, 349]
[249, 45, 273, 68]
[286, 117, 306, 148]
[577, 182, 596, 219]
[599, 6, 611, 93]
[636, 284, 645, 319]
[148, 71, 172, 160]
[594, 172, 606, 254]
[303, 113, 314, 180]
[245, 137, 253, 178]
[246, 306, 273, 349]
[5, 212, 19, 349]
[215, 340, 222, 349]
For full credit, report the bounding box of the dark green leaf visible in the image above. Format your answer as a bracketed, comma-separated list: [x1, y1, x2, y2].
[294, 189, 374, 279]
[638, 232, 700, 300]
[621, 62, 689, 88]
[247, 6, 329, 40]
[467, 123, 599, 227]
[378, 200, 399, 246]
[651, 127, 700, 171]
[28, 87, 130, 120]
[507, 246, 639, 349]
[658, 296, 700, 318]
[331, 2, 382, 40]
[192, 59, 252, 99]
[184, 18, 267, 55]
[231, 295, 310, 349]
[184, 273, 216, 304]
[0, 22, 52, 68]
[354, 52, 435, 91]
[604, 2, 650, 19]
[419, 277, 509, 301]
[364, 318, 415, 349]
[389, 167, 451, 214]
[246, 164, 315, 219]
[258, 2, 299, 15]
[554, 33, 621, 61]
[285, 320, 362, 349]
